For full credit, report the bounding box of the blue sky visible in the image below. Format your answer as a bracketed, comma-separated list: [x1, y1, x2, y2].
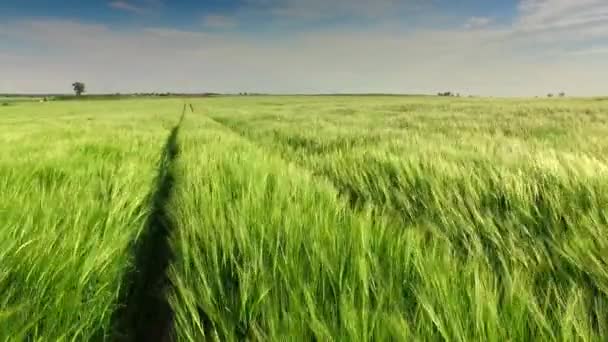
[1, 0, 608, 95]
[0, 0, 516, 32]
[1, 0, 240, 29]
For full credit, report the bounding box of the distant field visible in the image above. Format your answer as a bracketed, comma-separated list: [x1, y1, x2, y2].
[0, 96, 43, 104]
[1, 96, 607, 340]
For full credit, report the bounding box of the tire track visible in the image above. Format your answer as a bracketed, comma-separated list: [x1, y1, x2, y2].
[111, 105, 187, 342]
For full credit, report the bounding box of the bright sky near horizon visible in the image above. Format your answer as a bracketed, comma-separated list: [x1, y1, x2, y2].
[1, 0, 607, 96]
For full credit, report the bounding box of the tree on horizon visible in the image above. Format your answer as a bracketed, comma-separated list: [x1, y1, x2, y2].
[72, 82, 86, 96]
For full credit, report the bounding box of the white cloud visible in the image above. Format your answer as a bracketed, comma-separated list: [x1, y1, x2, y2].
[464, 17, 493, 29]
[516, 0, 608, 35]
[203, 15, 238, 30]
[2, 1, 608, 97]
[108, 0, 162, 15]
[568, 46, 608, 55]
[242, 0, 426, 20]
[109, 1, 146, 14]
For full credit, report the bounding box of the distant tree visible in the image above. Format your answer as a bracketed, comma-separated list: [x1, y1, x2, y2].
[559, 92, 566, 97]
[72, 82, 86, 96]
[547, 93, 554, 98]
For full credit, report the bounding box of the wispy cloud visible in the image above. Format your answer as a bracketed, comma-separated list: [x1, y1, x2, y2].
[203, 15, 238, 30]
[516, 0, 608, 35]
[242, 0, 426, 21]
[108, 0, 162, 15]
[568, 46, 608, 55]
[108, 1, 146, 14]
[464, 16, 493, 29]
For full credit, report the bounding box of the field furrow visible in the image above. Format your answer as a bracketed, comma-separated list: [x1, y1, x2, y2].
[111, 107, 185, 341]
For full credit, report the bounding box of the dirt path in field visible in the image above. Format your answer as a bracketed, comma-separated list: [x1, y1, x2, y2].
[111, 105, 187, 342]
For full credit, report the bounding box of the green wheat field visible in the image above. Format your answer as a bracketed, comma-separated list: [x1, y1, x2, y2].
[1, 95, 608, 341]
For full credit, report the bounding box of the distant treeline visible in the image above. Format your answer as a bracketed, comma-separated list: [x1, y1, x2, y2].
[1, 93, 222, 100]
[56, 93, 223, 100]
[437, 92, 460, 97]
[309, 93, 430, 97]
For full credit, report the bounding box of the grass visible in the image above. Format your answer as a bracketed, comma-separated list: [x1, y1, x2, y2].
[1, 95, 608, 340]
[0, 99, 181, 340]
